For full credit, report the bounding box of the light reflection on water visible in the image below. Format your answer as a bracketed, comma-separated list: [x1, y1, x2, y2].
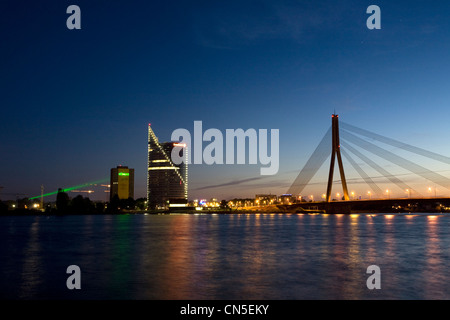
[0, 213, 449, 299]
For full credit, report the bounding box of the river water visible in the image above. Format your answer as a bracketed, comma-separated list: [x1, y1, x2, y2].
[0, 213, 449, 300]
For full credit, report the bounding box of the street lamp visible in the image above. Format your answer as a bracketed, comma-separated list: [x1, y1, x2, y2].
[336, 193, 340, 201]
[406, 189, 410, 198]
[386, 189, 390, 200]
[368, 191, 372, 200]
[351, 191, 355, 200]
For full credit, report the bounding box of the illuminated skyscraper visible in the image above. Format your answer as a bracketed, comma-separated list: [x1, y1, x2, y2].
[110, 166, 135, 201]
[147, 124, 188, 208]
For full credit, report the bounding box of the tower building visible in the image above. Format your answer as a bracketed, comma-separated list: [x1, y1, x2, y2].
[110, 166, 135, 201]
[147, 124, 188, 208]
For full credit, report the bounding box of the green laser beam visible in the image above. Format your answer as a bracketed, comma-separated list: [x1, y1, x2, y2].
[29, 178, 109, 200]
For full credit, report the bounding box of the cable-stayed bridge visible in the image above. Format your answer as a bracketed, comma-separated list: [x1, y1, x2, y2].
[281, 114, 450, 214]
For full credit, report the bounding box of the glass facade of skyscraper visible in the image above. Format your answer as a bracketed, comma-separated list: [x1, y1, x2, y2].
[147, 125, 188, 208]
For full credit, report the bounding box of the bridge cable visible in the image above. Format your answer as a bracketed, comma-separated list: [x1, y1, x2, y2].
[341, 121, 450, 165]
[340, 148, 384, 197]
[340, 140, 421, 196]
[288, 127, 331, 195]
[341, 130, 450, 190]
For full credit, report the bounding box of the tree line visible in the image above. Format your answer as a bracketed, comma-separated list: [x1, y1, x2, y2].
[0, 189, 147, 215]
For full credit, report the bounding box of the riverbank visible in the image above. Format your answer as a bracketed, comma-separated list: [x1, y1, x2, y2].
[2, 207, 448, 216]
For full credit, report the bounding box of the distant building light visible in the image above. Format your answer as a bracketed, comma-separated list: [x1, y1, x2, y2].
[169, 203, 187, 207]
[118, 172, 130, 176]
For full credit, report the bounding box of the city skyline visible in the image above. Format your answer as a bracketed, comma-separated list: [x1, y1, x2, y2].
[2, 1, 450, 202]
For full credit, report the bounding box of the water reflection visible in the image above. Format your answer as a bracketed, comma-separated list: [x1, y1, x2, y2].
[109, 215, 133, 296]
[1, 213, 450, 299]
[19, 218, 43, 299]
[423, 215, 445, 298]
[158, 215, 195, 299]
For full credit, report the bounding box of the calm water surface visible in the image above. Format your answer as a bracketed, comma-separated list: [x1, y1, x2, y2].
[0, 213, 449, 299]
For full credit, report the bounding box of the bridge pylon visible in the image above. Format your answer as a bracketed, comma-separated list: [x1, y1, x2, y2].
[326, 114, 349, 202]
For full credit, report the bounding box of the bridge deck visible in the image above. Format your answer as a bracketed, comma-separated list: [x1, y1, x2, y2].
[278, 198, 450, 214]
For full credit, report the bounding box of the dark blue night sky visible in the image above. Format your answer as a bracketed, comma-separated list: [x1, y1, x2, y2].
[2, 0, 450, 201]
